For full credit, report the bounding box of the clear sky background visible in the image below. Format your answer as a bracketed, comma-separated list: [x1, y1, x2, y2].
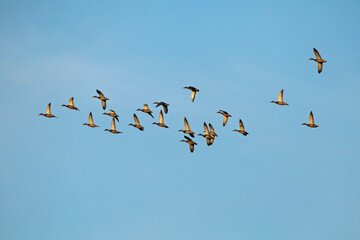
[1, 1, 360, 239]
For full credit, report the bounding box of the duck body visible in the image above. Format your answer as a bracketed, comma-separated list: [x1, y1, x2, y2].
[61, 97, 79, 111]
[217, 110, 232, 126]
[180, 136, 197, 152]
[129, 113, 144, 131]
[270, 89, 289, 106]
[153, 101, 169, 114]
[178, 117, 195, 137]
[302, 111, 319, 128]
[183, 86, 199, 102]
[39, 103, 56, 118]
[136, 104, 154, 118]
[103, 110, 119, 122]
[233, 119, 249, 136]
[309, 48, 327, 73]
[83, 112, 99, 127]
[93, 89, 109, 110]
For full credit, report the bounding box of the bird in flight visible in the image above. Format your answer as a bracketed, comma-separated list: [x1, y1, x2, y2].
[233, 119, 249, 136]
[217, 110, 232, 126]
[180, 135, 197, 153]
[309, 48, 327, 73]
[104, 118, 122, 134]
[178, 117, 195, 138]
[93, 89, 109, 110]
[61, 97, 79, 111]
[153, 110, 169, 128]
[136, 104, 154, 118]
[302, 111, 319, 128]
[270, 89, 289, 105]
[129, 113, 144, 131]
[103, 110, 119, 122]
[198, 122, 214, 146]
[39, 103, 56, 118]
[183, 86, 199, 102]
[153, 101, 170, 114]
[83, 112, 99, 128]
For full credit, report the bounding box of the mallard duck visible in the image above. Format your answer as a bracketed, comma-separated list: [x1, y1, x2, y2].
[270, 89, 289, 105]
[180, 135, 197, 153]
[309, 48, 327, 73]
[217, 110, 232, 126]
[302, 111, 319, 128]
[61, 97, 79, 111]
[104, 118, 122, 134]
[129, 113, 144, 131]
[153, 110, 169, 128]
[183, 86, 199, 102]
[198, 122, 214, 146]
[103, 110, 119, 122]
[178, 117, 195, 137]
[93, 89, 109, 110]
[153, 101, 170, 114]
[83, 112, 99, 127]
[233, 119, 249, 136]
[136, 104, 154, 118]
[39, 103, 56, 118]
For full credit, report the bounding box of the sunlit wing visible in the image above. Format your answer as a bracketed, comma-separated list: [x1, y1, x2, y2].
[69, 97, 74, 106]
[204, 122, 210, 135]
[158, 110, 163, 124]
[209, 123, 214, 132]
[101, 100, 106, 110]
[134, 114, 140, 125]
[278, 89, 284, 102]
[111, 118, 116, 130]
[318, 63, 323, 73]
[89, 112, 94, 124]
[191, 91, 196, 102]
[96, 89, 104, 97]
[184, 117, 190, 130]
[309, 111, 314, 125]
[189, 144, 194, 153]
[144, 104, 149, 110]
[223, 116, 228, 126]
[46, 103, 51, 114]
[239, 119, 245, 131]
[313, 48, 321, 59]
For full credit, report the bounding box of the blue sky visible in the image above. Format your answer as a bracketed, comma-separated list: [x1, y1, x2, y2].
[1, 1, 360, 239]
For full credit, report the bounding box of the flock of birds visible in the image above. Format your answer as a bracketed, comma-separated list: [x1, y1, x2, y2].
[39, 48, 326, 152]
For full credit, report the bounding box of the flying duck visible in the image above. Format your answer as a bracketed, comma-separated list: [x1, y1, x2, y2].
[129, 113, 144, 131]
[39, 103, 56, 118]
[61, 97, 79, 111]
[83, 112, 99, 127]
[183, 86, 199, 102]
[104, 118, 122, 134]
[136, 104, 154, 118]
[270, 89, 289, 105]
[153, 101, 170, 114]
[233, 119, 249, 136]
[153, 110, 169, 128]
[103, 110, 119, 122]
[198, 122, 214, 146]
[178, 117, 195, 137]
[180, 135, 198, 153]
[309, 48, 327, 73]
[93, 89, 109, 110]
[217, 110, 232, 126]
[302, 111, 319, 128]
